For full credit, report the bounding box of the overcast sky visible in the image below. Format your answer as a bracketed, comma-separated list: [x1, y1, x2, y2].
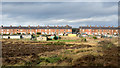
[1, 2, 118, 27]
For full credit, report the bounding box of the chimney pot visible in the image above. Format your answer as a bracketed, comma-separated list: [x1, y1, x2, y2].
[1, 25, 3, 27]
[37, 25, 39, 28]
[19, 25, 21, 28]
[87, 25, 89, 27]
[57, 25, 59, 28]
[47, 25, 49, 28]
[28, 25, 30, 28]
[10, 25, 12, 27]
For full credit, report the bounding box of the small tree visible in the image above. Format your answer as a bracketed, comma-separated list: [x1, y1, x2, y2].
[37, 32, 41, 35]
[17, 33, 21, 35]
[93, 36, 97, 39]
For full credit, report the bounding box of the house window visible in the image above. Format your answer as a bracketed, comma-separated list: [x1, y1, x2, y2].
[83, 29, 84, 32]
[42, 32, 44, 34]
[98, 30, 100, 32]
[89, 29, 90, 31]
[102, 30, 103, 32]
[36, 29, 37, 32]
[17, 30, 19, 31]
[40, 29, 41, 32]
[45, 32, 47, 34]
[49, 29, 51, 31]
[68, 29, 71, 31]
[1, 29, 3, 31]
[7, 29, 9, 31]
[20, 29, 22, 31]
[11, 29, 13, 31]
[45, 29, 47, 31]
[116, 30, 118, 31]
[6, 32, 9, 34]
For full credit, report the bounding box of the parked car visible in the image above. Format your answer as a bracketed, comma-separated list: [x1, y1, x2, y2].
[95, 35, 101, 38]
[82, 34, 88, 37]
[59, 33, 63, 36]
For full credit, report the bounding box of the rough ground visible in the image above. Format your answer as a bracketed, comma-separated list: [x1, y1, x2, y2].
[1, 38, 119, 67]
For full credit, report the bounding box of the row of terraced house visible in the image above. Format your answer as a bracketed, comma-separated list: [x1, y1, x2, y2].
[0, 25, 72, 35]
[0, 25, 120, 35]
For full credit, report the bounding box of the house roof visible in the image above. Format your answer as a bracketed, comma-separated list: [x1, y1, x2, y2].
[1, 26, 72, 29]
[79, 26, 119, 29]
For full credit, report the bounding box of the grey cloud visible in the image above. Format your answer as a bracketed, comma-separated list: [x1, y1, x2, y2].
[2, 2, 118, 27]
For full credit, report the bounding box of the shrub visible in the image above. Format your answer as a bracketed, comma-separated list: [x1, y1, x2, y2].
[98, 40, 116, 50]
[93, 36, 97, 39]
[80, 38, 87, 42]
[46, 41, 65, 45]
[39, 56, 61, 63]
[17, 33, 21, 35]
[13, 34, 17, 35]
[3, 34, 10, 35]
[22, 33, 26, 35]
[37, 32, 41, 35]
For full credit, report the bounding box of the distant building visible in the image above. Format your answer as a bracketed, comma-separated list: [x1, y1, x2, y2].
[0, 25, 72, 35]
[79, 25, 119, 35]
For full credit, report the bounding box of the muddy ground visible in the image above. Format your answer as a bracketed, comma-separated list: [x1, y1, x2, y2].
[1, 39, 119, 67]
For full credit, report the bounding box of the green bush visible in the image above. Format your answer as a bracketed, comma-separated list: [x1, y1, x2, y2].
[22, 33, 26, 35]
[3, 34, 10, 35]
[80, 38, 87, 42]
[13, 34, 17, 35]
[17, 33, 21, 35]
[98, 40, 116, 50]
[37, 32, 41, 35]
[46, 41, 65, 45]
[39, 56, 61, 63]
[93, 36, 97, 39]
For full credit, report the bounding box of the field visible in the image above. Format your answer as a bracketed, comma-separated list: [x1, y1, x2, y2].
[1, 37, 120, 67]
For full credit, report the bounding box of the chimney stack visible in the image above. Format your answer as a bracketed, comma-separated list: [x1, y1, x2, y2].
[57, 25, 59, 28]
[37, 25, 39, 28]
[10, 25, 12, 27]
[108, 26, 110, 27]
[112, 26, 114, 27]
[95, 25, 97, 27]
[87, 25, 89, 27]
[19, 25, 21, 28]
[47, 25, 49, 28]
[66, 25, 69, 27]
[103, 26, 105, 27]
[81, 26, 82, 28]
[28, 25, 30, 28]
[90, 25, 91, 28]
[1, 25, 3, 27]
